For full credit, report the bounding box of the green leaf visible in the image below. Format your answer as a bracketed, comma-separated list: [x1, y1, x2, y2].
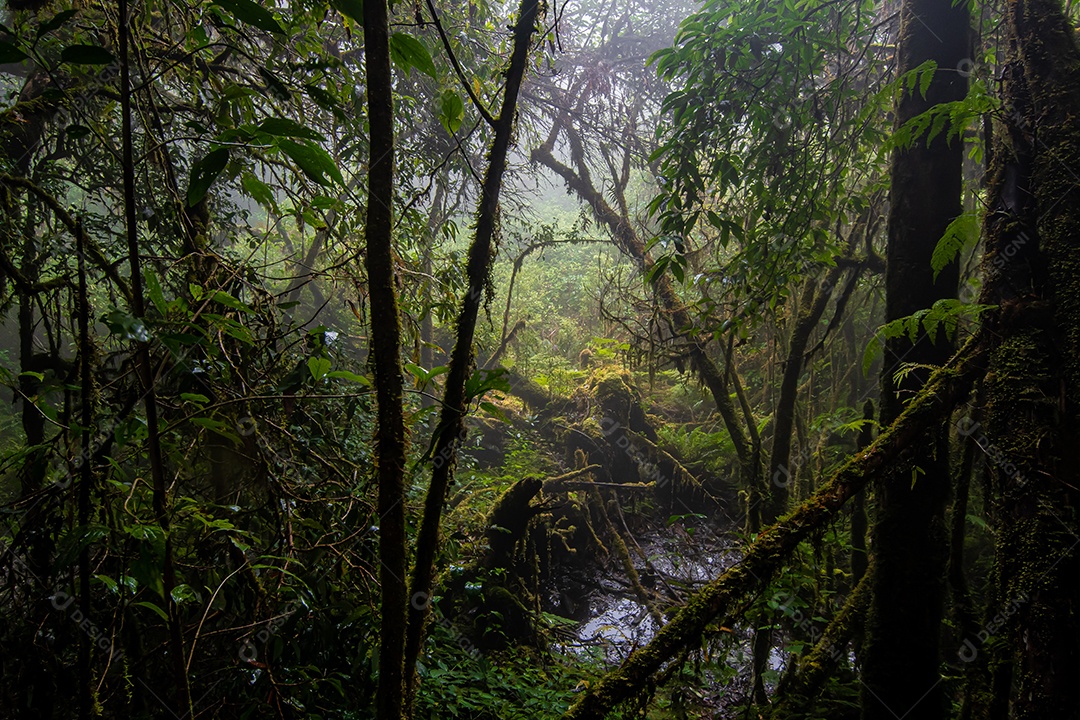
[931, 213, 978, 280]
[60, 44, 115, 65]
[37, 9, 78, 38]
[278, 138, 343, 186]
[325, 370, 371, 386]
[171, 584, 200, 604]
[464, 368, 509, 401]
[438, 90, 464, 135]
[479, 401, 510, 423]
[241, 172, 276, 209]
[257, 117, 325, 141]
[211, 289, 254, 313]
[918, 60, 936, 99]
[94, 574, 118, 594]
[0, 41, 28, 64]
[133, 600, 169, 621]
[144, 268, 167, 314]
[187, 147, 230, 206]
[330, 0, 363, 23]
[307, 357, 331, 381]
[215, 0, 284, 34]
[389, 32, 436, 78]
[191, 416, 242, 444]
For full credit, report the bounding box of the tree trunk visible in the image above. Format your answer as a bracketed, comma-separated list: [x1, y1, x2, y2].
[860, 0, 967, 717]
[403, 0, 540, 707]
[362, 0, 410, 717]
[978, 2, 1080, 715]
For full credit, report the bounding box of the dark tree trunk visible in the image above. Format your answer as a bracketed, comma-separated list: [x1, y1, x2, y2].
[362, 1, 409, 717]
[978, 2, 1080, 716]
[860, 0, 967, 717]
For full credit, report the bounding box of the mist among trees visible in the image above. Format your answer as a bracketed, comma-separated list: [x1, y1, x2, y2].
[2, 0, 1079, 717]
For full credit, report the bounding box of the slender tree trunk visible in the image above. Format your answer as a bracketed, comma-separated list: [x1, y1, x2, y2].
[860, 1, 967, 717]
[403, 0, 540, 707]
[362, 1, 410, 717]
[752, 266, 844, 703]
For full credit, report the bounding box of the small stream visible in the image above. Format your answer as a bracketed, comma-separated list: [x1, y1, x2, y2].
[544, 515, 785, 714]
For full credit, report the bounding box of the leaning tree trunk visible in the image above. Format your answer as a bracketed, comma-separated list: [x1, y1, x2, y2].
[362, 0, 410, 717]
[403, 0, 540, 707]
[860, 0, 967, 718]
[977, 2, 1080, 716]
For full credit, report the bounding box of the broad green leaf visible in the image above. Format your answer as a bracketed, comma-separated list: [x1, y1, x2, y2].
[215, 0, 284, 35]
[144, 268, 167, 314]
[192, 416, 242, 444]
[0, 41, 28, 64]
[307, 357, 331, 381]
[257, 117, 325, 141]
[133, 600, 169, 621]
[187, 147, 230, 206]
[278, 139, 343, 186]
[330, 0, 363, 23]
[37, 9, 78, 37]
[438, 90, 464, 135]
[211, 289, 254, 313]
[60, 44, 114, 65]
[389, 32, 436, 78]
[241, 172, 276, 209]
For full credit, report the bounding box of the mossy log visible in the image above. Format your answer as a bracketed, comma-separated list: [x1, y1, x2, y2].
[561, 337, 984, 720]
[485, 477, 544, 571]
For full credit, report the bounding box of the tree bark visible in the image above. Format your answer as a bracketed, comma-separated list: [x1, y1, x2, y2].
[362, 0, 410, 717]
[978, 2, 1080, 715]
[860, 0, 967, 717]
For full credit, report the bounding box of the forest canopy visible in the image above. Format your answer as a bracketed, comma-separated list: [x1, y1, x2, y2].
[2, 0, 1080, 717]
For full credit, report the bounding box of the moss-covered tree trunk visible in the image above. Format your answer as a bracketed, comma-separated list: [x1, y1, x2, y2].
[860, 1, 967, 717]
[403, 0, 540, 706]
[977, 1, 1080, 716]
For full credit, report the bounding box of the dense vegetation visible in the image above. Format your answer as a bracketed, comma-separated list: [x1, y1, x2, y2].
[2, 0, 1079, 717]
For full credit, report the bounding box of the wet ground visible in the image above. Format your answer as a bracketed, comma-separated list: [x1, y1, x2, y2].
[545, 513, 785, 716]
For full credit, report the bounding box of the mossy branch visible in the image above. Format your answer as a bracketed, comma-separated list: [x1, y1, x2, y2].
[561, 336, 985, 720]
